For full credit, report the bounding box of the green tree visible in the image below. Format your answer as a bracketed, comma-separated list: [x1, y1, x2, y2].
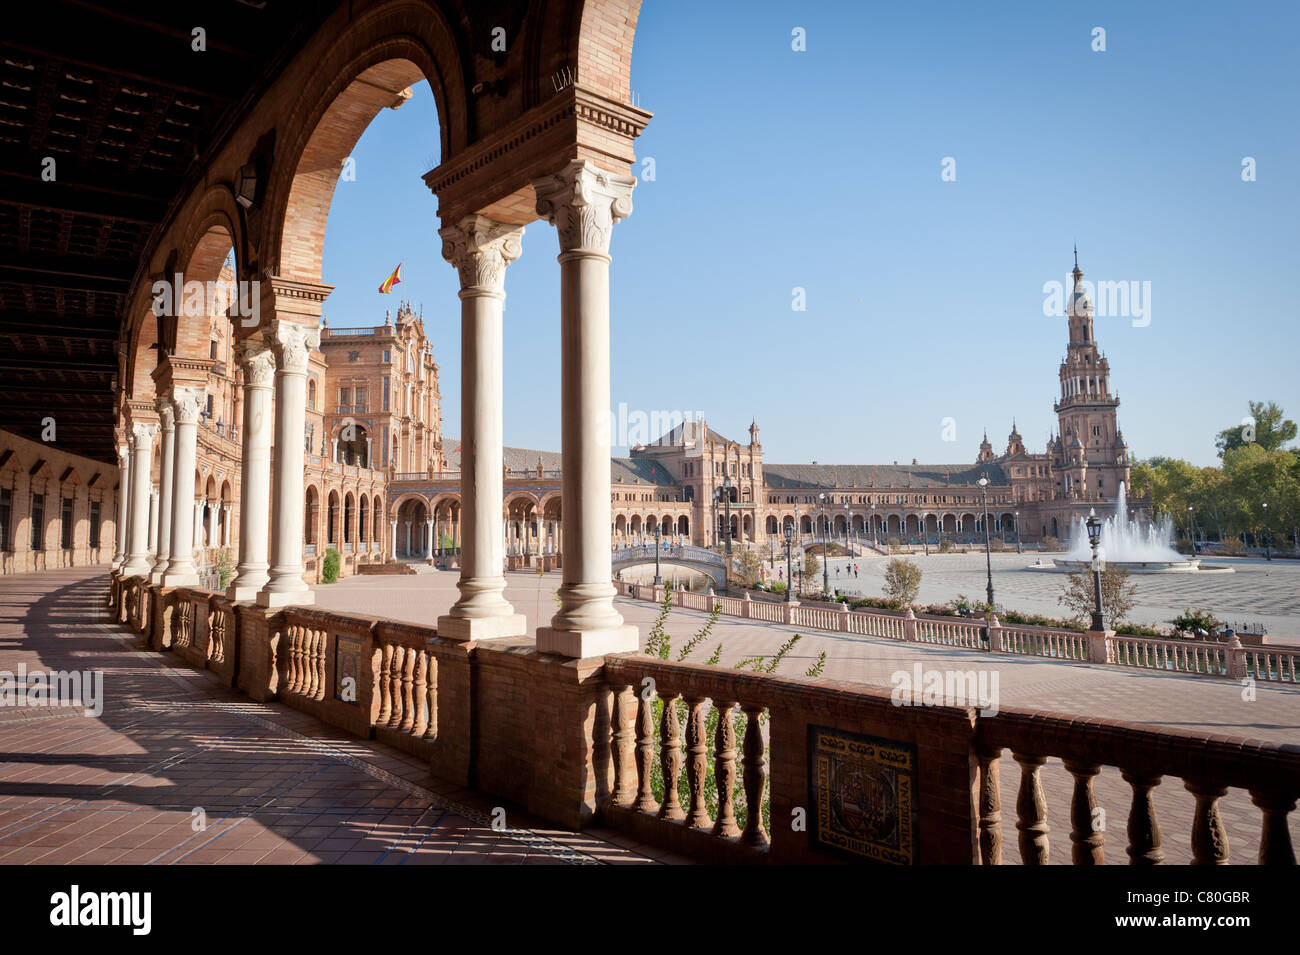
[1216, 400, 1298, 457]
[322, 547, 341, 583]
[882, 557, 922, 605]
[731, 546, 763, 587]
[1058, 565, 1137, 626]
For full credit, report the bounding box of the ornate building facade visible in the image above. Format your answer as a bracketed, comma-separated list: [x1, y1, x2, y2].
[10, 256, 1143, 579]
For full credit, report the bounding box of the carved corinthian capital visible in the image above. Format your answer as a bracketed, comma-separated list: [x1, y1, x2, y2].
[237, 339, 277, 387]
[172, 387, 206, 426]
[156, 399, 175, 431]
[130, 421, 159, 448]
[439, 215, 524, 294]
[533, 159, 636, 256]
[269, 320, 321, 374]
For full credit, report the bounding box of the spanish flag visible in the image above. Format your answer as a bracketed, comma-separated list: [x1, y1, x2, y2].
[378, 262, 403, 294]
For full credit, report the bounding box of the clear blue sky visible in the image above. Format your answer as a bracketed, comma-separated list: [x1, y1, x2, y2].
[322, 0, 1299, 468]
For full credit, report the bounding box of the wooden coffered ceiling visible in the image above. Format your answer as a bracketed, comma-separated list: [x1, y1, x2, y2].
[0, 0, 329, 462]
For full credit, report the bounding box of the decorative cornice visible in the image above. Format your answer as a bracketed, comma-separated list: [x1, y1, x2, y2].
[423, 86, 651, 199]
[260, 274, 334, 305]
[439, 216, 525, 294]
[534, 160, 635, 255]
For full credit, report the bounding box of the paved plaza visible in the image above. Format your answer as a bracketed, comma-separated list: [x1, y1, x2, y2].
[0, 569, 670, 866]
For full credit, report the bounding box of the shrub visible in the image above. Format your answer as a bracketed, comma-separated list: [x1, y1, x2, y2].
[882, 557, 922, 605]
[1170, 608, 1222, 638]
[1058, 565, 1137, 626]
[322, 547, 341, 583]
[1038, 535, 1061, 551]
[1217, 536, 1244, 556]
[215, 547, 234, 589]
[938, 540, 955, 554]
[989, 537, 1007, 552]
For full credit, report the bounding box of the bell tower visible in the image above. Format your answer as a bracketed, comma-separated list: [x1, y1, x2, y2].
[1051, 251, 1128, 500]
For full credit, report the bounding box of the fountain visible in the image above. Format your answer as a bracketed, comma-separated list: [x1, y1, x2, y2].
[1048, 483, 1232, 573]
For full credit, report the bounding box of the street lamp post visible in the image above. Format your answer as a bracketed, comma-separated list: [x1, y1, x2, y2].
[1014, 510, 1021, 555]
[922, 512, 929, 557]
[978, 476, 994, 607]
[871, 501, 877, 548]
[818, 492, 830, 595]
[1187, 504, 1196, 555]
[1086, 515, 1106, 632]
[1263, 501, 1271, 561]
[783, 524, 794, 604]
[652, 523, 661, 586]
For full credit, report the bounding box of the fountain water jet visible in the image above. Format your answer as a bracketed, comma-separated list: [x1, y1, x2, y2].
[1049, 483, 1232, 573]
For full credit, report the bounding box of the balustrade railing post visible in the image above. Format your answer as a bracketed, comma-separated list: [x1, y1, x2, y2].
[658, 690, 685, 821]
[903, 606, 918, 642]
[713, 700, 740, 838]
[839, 601, 850, 631]
[377, 642, 393, 724]
[684, 695, 711, 829]
[977, 747, 1002, 864]
[1013, 753, 1050, 864]
[634, 688, 658, 813]
[1063, 759, 1104, 865]
[410, 649, 428, 737]
[986, 613, 1002, 653]
[1185, 778, 1230, 865]
[739, 704, 769, 848]
[422, 650, 438, 741]
[399, 646, 416, 731]
[610, 683, 637, 806]
[1120, 769, 1165, 865]
[1249, 790, 1296, 865]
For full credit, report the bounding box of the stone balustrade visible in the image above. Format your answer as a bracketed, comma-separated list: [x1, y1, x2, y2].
[611, 582, 1298, 684]
[106, 570, 1300, 864]
[975, 707, 1299, 865]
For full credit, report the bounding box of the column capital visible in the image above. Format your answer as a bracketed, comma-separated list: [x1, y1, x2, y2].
[236, 338, 277, 386]
[130, 421, 159, 446]
[268, 319, 320, 374]
[438, 215, 524, 294]
[117, 445, 130, 467]
[155, 399, 175, 431]
[172, 386, 206, 425]
[533, 159, 636, 256]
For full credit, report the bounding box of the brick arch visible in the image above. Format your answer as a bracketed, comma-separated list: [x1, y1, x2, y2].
[264, 5, 469, 284]
[388, 490, 432, 520]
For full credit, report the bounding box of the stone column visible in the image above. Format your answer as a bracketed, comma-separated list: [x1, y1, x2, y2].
[150, 403, 175, 584]
[113, 444, 130, 569]
[436, 215, 527, 641]
[148, 489, 159, 557]
[227, 343, 273, 597]
[426, 519, 434, 559]
[533, 160, 638, 657]
[258, 320, 320, 608]
[121, 421, 159, 576]
[162, 388, 204, 586]
[390, 519, 398, 559]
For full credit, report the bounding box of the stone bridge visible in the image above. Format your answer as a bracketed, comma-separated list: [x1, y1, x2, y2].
[611, 544, 727, 588]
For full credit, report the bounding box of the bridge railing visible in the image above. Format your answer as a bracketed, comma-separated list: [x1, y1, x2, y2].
[611, 544, 725, 568]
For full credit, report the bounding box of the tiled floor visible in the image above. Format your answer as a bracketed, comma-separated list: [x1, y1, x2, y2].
[0, 568, 672, 865]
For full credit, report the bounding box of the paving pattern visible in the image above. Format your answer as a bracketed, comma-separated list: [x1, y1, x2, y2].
[0, 569, 670, 866]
